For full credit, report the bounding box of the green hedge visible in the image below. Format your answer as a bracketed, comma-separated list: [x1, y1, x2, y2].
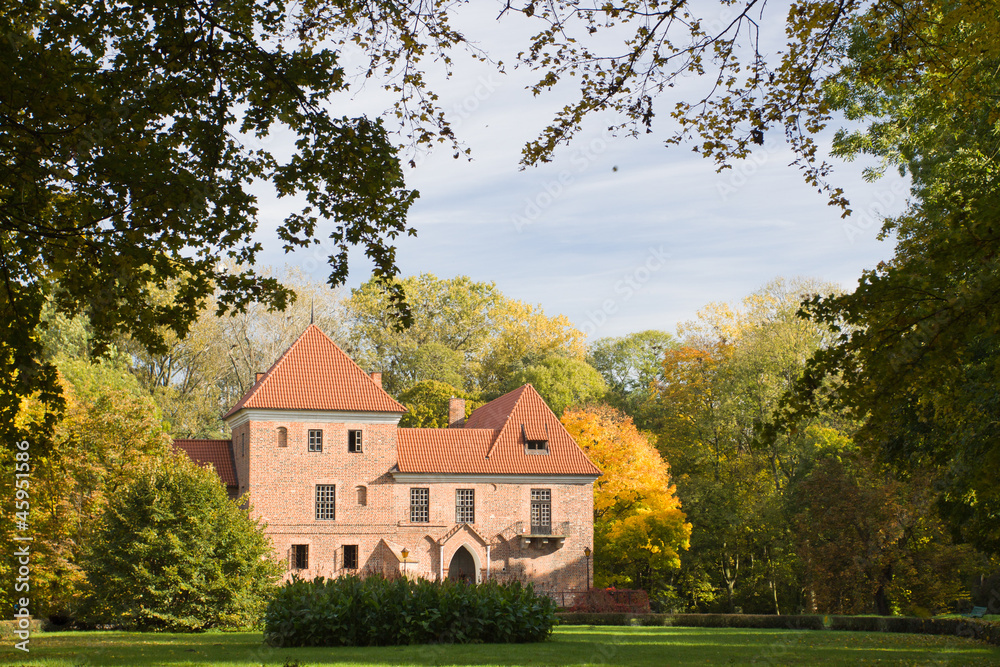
[264, 575, 557, 647]
[827, 615, 1000, 646]
[557, 613, 1000, 646]
[557, 613, 824, 629]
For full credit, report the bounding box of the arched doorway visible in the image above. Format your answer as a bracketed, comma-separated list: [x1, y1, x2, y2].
[448, 546, 476, 582]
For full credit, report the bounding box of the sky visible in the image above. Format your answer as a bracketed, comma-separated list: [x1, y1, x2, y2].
[251, 3, 909, 341]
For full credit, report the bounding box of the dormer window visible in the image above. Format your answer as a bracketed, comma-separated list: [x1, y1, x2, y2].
[522, 424, 549, 454]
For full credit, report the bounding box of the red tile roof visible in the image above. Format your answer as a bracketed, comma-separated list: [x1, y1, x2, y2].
[224, 325, 406, 418]
[397, 385, 601, 476]
[173, 439, 238, 487]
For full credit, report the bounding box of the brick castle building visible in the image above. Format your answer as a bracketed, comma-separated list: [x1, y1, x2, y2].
[175, 324, 600, 591]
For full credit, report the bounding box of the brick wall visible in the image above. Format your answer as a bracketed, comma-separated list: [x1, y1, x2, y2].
[241, 415, 593, 591]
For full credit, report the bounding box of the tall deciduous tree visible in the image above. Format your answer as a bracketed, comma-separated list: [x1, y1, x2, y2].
[1, 0, 422, 447]
[588, 330, 675, 427]
[653, 279, 844, 613]
[3, 356, 171, 619]
[344, 274, 586, 398]
[502, 356, 607, 417]
[562, 406, 690, 598]
[397, 380, 481, 428]
[791, 6, 1000, 553]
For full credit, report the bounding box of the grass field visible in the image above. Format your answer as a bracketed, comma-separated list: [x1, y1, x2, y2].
[2, 626, 999, 666]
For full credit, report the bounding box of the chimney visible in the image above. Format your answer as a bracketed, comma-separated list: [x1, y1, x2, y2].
[448, 397, 466, 427]
[255, 372, 265, 383]
[370, 371, 382, 388]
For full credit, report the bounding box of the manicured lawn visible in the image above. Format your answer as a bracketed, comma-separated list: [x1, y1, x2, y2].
[3, 625, 999, 666]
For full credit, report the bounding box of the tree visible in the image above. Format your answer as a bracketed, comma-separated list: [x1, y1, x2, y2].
[344, 274, 587, 398]
[1, 0, 423, 447]
[506, 1, 996, 207]
[397, 380, 481, 428]
[588, 330, 675, 427]
[651, 279, 845, 613]
[476, 299, 587, 399]
[83, 454, 281, 630]
[3, 356, 171, 619]
[502, 356, 607, 417]
[122, 267, 346, 438]
[345, 274, 501, 396]
[795, 453, 976, 616]
[562, 406, 690, 598]
[789, 6, 1000, 553]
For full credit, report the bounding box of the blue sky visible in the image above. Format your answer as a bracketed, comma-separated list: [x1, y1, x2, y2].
[251, 4, 908, 340]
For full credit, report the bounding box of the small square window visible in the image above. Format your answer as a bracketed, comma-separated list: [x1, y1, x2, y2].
[308, 429, 323, 452]
[456, 489, 474, 524]
[291, 544, 309, 570]
[410, 488, 429, 523]
[316, 484, 335, 520]
[348, 429, 363, 453]
[344, 544, 358, 570]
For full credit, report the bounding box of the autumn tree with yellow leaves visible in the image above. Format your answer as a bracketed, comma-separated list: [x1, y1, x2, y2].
[562, 405, 690, 601]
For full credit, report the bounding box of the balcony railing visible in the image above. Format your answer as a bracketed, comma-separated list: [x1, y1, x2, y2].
[519, 521, 570, 547]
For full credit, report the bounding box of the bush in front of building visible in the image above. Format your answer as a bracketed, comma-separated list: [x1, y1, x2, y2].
[82, 455, 282, 631]
[263, 574, 557, 646]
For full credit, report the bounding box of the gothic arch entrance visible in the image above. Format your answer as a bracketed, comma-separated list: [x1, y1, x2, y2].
[448, 545, 477, 582]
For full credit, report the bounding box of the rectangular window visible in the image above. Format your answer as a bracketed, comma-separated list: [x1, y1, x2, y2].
[343, 544, 358, 570]
[308, 429, 323, 452]
[526, 439, 548, 452]
[291, 544, 308, 570]
[315, 484, 336, 520]
[531, 489, 551, 534]
[348, 429, 363, 453]
[456, 489, 475, 524]
[410, 488, 429, 523]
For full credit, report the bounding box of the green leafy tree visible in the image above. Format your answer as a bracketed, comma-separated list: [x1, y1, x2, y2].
[3, 356, 171, 619]
[790, 5, 1000, 553]
[1, 0, 422, 447]
[475, 299, 587, 400]
[502, 356, 607, 417]
[345, 274, 501, 396]
[588, 330, 675, 427]
[397, 380, 481, 428]
[83, 455, 281, 630]
[653, 279, 844, 613]
[795, 453, 976, 616]
[345, 274, 587, 398]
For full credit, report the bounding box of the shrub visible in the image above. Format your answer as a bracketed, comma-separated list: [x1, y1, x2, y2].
[82, 456, 281, 631]
[828, 615, 1000, 646]
[263, 575, 557, 647]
